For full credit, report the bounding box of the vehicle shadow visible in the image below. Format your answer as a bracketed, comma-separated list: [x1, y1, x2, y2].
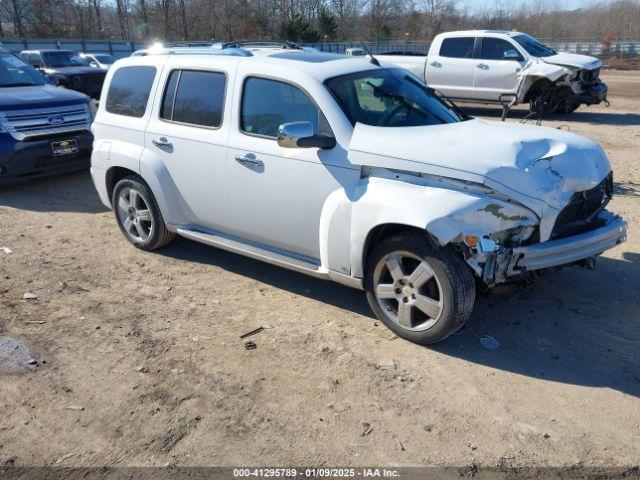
[614, 181, 640, 197]
[0, 170, 107, 214]
[434, 252, 640, 398]
[158, 236, 374, 317]
[462, 105, 640, 126]
[161, 235, 640, 398]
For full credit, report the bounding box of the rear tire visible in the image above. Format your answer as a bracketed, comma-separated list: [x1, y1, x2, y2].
[365, 232, 476, 345]
[112, 175, 175, 251]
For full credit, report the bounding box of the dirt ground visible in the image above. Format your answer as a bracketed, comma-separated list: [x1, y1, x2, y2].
[0, 71, 639, 472]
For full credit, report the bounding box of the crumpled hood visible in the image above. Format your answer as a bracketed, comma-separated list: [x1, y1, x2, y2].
[542, 52, 602, 70]
[348, 119, 611, 217]
[0, 84, 89, 110]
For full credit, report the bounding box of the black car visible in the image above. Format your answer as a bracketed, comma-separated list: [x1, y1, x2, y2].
[0, 49, 93, 185]
[19, 49, 106, 99]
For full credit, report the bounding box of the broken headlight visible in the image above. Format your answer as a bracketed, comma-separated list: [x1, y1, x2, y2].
[464, 225, 537, 252]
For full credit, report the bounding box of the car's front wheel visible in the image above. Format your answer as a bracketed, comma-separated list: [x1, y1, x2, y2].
[365, 232, 476, 345]
[112, 175, 175, 250]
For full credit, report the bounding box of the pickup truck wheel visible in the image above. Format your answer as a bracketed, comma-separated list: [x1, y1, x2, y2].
[554, 103, 580, 114]
[112, 175, 175, 251]
[365, 233, 476, 345]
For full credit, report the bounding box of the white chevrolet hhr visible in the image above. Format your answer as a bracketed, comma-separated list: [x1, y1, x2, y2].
[90, 43, 626, 344]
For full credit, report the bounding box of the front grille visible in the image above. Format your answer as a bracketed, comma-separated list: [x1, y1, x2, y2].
[551, 172, 613, 239]
[580, 68, 600, 84]
[1, 104, 91, 141]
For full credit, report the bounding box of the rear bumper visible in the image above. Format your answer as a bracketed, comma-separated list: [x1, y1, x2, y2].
[510, 214, 627, 273]
[0, 131, 92, 186]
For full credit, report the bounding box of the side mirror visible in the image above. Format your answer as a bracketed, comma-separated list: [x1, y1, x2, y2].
[90, 62, 98, 67]
[277, 121, 336, 150]
[503, 50, 522, 61]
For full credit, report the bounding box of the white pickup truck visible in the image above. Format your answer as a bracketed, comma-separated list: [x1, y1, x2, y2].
[378, 30, 608, 114]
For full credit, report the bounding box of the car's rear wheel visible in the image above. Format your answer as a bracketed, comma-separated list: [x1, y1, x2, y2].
[112, 175, 175, 250]
[365, 232, 476, 344]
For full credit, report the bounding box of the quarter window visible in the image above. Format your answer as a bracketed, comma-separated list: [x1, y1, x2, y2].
[160, 70, 226, 128]
[439, 37, 475, 59]
[241, 77, 329, 139]
[106, 66, 156, 117]
[481, 38, 520, 60]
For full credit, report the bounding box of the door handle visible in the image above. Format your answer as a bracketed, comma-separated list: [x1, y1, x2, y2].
[477, 63, 489, 70]
[152, 137, 173, 148]
[234, 154, 264, 168]
[430, 61, 442, 68]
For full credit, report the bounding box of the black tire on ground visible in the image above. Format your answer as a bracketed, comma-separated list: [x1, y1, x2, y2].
[112, 175, 175, 251]
[365, 231, 476, 345]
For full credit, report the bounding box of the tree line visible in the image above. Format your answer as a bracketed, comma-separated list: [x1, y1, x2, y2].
[1, 0, 639, 43]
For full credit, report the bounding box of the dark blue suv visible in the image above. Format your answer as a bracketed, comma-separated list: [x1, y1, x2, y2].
[0, 49, 93, 185]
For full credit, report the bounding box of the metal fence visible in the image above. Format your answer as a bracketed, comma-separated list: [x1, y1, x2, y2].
[1, 37, 639, 59]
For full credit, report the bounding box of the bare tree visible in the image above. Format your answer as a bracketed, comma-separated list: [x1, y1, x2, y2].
[1, 0, 639, 45]
[5, 0, 31, 37]
[90, 0, 104, 37]
[178, 0, 188, 39]
[114, 0, 130, 39]
[418, 0, 455, 39]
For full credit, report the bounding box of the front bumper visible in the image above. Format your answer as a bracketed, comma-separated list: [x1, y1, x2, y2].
[574, 81, 608, 105]
[0, 131, 92, 185]
[509, 214, 626, 274]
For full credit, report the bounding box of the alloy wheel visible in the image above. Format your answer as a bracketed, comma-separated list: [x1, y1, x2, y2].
[116, 187, 154, 243]
[372, 251, 444, 331]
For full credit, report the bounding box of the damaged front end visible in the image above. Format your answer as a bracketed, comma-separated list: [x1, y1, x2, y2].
[454, 173, 625, 288]
[348, 119, 626, 289]
[517, 59, 609, 114]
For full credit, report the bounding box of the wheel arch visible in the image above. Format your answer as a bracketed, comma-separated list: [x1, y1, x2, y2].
[522, 76, 554, 103]
[360, 223, 436, 288]
[105, 166, 138, 205]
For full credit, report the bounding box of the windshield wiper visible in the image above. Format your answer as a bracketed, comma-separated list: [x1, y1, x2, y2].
[367, 82, 431, 121]
[404, 75, 470, 121]
[366, 81, 448, 124]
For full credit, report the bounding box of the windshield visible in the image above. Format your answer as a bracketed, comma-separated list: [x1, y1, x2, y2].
[513, 34, 556, 57]
[0, 54, 46, 87]
[42, 51, 89, 68]
[93, 54, 116, 64]
[325, 68, 466, 127]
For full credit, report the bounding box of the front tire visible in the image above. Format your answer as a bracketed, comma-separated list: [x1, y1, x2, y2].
[365, 232, 476, 345]
[554, 102, 580, 114]
[112, 175, 175, 251]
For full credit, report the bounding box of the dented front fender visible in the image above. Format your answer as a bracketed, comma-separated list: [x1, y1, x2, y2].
[348, 174, 538, 277]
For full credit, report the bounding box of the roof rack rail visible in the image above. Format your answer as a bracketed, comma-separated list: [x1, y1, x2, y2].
[131, 45, 253, 57]
[212, 40, 302, 50]
[165, 41, 215, 48]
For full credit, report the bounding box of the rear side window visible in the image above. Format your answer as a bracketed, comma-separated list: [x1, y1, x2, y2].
[481, 38, 520, 60]
[106, 66, 156, 117]
[241, 77, 326, 138]
[439, 37, 475, 59]
[160, 70, 226, 128]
